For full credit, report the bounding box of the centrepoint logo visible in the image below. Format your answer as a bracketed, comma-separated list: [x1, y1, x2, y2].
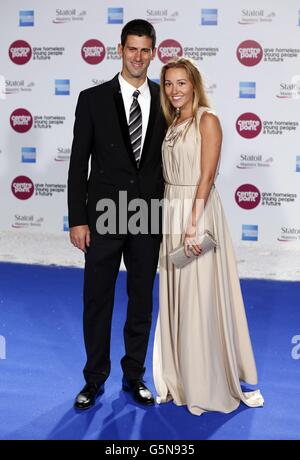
[10, 108, 33, 133]
[158, 39, 183, 63]
[236, 113, 262, 139]
[235, 184, 261, 209]
[81, 39, 106, 64]
[9, 40, 32, 65]
[236, 40, 263, 66]
[11, 176, 34, 200]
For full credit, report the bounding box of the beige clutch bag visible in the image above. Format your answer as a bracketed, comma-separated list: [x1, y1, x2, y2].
[169, 230, 217, 269]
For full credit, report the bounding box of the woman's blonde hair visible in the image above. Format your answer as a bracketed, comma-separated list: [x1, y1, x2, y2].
[160, 57, 210, 126]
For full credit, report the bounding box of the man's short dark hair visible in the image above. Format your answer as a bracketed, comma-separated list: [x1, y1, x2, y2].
[121, 19, 156, 49]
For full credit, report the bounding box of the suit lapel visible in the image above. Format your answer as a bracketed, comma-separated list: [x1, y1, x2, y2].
[111, 75, 138, 170]
[139, 79, 159, 169]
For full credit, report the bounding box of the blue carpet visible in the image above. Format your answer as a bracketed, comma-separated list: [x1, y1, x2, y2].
[0, 262, 299, 440]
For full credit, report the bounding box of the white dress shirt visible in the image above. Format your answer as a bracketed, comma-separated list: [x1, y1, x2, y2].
[118, 73, 151, 157]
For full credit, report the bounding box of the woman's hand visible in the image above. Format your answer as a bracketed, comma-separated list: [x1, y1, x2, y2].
[183, 224, 202, 257]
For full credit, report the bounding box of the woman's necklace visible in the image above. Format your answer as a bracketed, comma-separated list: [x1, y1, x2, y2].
[165, 116, 193, 145]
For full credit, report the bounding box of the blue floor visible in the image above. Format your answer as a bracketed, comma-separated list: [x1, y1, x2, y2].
[0, 262, 299, 440]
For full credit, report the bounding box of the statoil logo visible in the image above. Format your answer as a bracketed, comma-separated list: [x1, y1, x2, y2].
[235, 184, 261, 209]
[9, 40, 32, 64]
[81, 39, 106, 64]
[236, 40, 263, 66]
[236, 113, 262, 139]
[11, 176, 34, 200]
[10, 108, 33, 133]
[158, 39, 183, 63]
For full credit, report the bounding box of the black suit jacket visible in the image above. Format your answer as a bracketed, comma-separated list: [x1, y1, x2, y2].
[68, 74, 166, 235]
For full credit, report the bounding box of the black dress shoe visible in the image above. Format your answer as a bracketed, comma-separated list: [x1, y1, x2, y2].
[74, 382, 104, 410]
[122, 377, 155, 405]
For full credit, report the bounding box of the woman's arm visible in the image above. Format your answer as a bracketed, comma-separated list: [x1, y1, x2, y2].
[184, 111, 222, 255]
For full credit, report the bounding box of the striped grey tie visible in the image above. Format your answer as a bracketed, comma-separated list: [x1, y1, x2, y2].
[129, 90, 142, 165]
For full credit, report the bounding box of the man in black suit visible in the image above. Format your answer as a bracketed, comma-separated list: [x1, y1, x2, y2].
[68, 19, 166, 410]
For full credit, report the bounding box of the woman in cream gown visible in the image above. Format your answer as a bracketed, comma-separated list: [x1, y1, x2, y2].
[153, 58, 264, 416]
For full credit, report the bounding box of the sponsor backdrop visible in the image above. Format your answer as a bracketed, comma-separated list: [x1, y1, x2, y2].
[1, 0, 300, 247]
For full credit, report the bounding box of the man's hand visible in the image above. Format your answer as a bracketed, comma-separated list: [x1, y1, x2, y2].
[69, 225, 90, 252]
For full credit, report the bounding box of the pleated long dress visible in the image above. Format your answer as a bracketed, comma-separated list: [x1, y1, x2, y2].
[153, 107, 264, 415]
